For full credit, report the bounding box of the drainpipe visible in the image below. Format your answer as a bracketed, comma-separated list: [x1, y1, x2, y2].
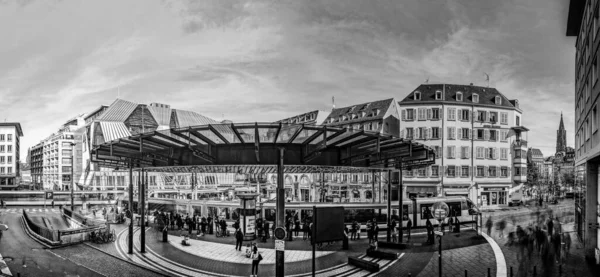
[441, 84, 445, 197]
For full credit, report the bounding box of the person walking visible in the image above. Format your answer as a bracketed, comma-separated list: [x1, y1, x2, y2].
[547, 217, 554, 237]
[367, 220, 373, 244]
[303, 221, 309, 241]
[294, 218, 300, 237]
[485, 217, 493, 236]
[251, 251, 262, 277]
[426, 219, 433, 244]
[263, 220, 270, 240]
[235, 228, 244, 251]
[351, 221, 358, 240]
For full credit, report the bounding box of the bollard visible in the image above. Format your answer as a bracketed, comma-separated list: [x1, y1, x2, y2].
[510, 266, 513, 277]
[464, 269, 467, 277]
[488, 268, 491, 277]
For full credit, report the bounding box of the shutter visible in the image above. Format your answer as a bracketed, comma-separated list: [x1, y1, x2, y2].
[468, 128, 472, 139]
[401, 110, 406, 120]
[427, 109, 432, 120]
[425, 128, 430, 139]
[457, 110, 462, 120]
[440, 108, 444, 119]
[444, 166, 448, 176]
[469, 110, 473, 122]
[495, 148, 499, 159]
[484, 166, 489, 177]
[467, 146, 471, 159]
[427, 166, 431, 177]
[484, 130, 490, 140]
[452, 127, 457, 139]
[485, 148, 489, 159]
[473, 129, 477, 140]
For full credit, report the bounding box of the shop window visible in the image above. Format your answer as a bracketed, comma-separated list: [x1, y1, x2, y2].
[431, 166, 439, 177]
[420, 204, 433, 220]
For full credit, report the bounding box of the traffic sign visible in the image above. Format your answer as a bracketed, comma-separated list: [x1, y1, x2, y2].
[274, 227, 286, 240]
[275, 239, 285, 251]
[45, 191, 53, 200]
[432, 201, 449, 221]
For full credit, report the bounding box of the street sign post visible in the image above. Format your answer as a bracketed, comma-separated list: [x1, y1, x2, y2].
[275, 240, 285, 251]
[431, 201, 449, 277]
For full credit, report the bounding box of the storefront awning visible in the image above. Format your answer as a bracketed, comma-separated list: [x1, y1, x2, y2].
[444, 188, 469, 195]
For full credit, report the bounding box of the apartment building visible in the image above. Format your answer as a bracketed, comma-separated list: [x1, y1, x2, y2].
[398, 84, 526, 207]
[566, 0, 599, 262]
[0, 123, 23, 190]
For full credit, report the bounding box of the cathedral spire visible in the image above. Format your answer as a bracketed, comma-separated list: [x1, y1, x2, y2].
[556, 112, 566, 153]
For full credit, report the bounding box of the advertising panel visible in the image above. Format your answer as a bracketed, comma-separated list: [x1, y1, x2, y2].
[245, 215, 256, 235]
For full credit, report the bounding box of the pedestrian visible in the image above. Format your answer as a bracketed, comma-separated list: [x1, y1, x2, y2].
[497, 219, 506, 238]
[391, 225, 398, 243]
[485, 217, 493, 236]
[285, 218, 293, 241]
[406, 217, 412, 241]
[251, 251, 262, 277]
[367, 220, 373, 244]
[372, 221, 379, 242]
[303, 221, 309, 241]
[426, 219, 433, 244]
[235, 228, 244, 251]
[263, 220, 270, 240]
[563, 231, 571, 258]
[454, 216, 460, 233]
[547, 217, 554, 237]
[294, 218, 300, 237]
[351, 221, 358, 240]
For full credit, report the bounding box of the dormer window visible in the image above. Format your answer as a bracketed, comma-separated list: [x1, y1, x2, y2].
[361, 111, 366, 117]
[514, 100, 519, 108]
[342, 115, 348, 121]
[472, 93, 479, 103]
[375, 109, 381, 116]
[495, 96, 502, 105]
[435, 90, 442, 100]
[414, 91, 421, 100]
[351, 113, 357, 119]
[456, 92, 463, 101]
[338, 116, 343, 122]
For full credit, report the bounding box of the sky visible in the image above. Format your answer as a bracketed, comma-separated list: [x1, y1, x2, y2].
[0, 0, 576, 161]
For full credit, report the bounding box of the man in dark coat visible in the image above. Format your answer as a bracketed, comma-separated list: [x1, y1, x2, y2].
[426, 219, 433, 244]
[235, 228, 244, 251]
[263, 221, 270, 239]
[406, 218, 412, 241]
[207, 216, 213, 234]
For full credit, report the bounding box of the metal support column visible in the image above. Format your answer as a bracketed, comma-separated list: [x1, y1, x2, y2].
[371, 171, 375, 203]
[398, 159, 404, 242]
[128, 159, 134, 255]
[386, 169, 392, 242]
[140, 168, 146, 253]
[276, 147, 285, 277]
[320, 172, 324, 202]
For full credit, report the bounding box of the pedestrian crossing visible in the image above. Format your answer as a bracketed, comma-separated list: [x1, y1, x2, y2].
[1, 208, 60, 214]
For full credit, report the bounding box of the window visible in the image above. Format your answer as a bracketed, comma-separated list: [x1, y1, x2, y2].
[62, 166, 71, 172]
[477, 166, 485, 177]
[593, 58, 598, 84]
[418, 108, 427, 120]
[404, 169, 413, 178]
[477, 111, 486, 122]
[447, 166, 456, 177]
[434, 146, 441, 158]
[516, 116, 520, 126]
[6, 156, 11, 164]
[417, 167, 426, 177]
[495, 96, 502, 105]
[414, 91, 421, 100]
[501, 167, 508, 177]
[7, 146, 11, 153]
[431, 127, 440, 139]
[447, 146, 456, 159]
[435, 91, 442, 100]
[472, 93, 479, 103]
[461, 166, 469, 177]
[62, 149, 72, 156]
[6, 167, 11, 174]
[461, 128, 470, 139]
[417, 127, 425, 139]
[62, 158, 72, 164]
[515, 167, 521, 176]
[456, 92, 463, 101]
[476, 147, 484, 159]
[406, 128, 414, 139]
[7, 134, 12, 142]
[500, 130, 508, 142]
[0, 146, 3, 152]
[586, 119, 591, 141]
[448, 108, 456, 120]
[430, 108, 440, 120]
[431, 166, 439, 177]
[489, 130, 497, 141]
[477, 129, 485, 140]
[0, 135, 3, 141]
[460, 109, 470, 121]
[489, 112, 498, 123]
[488, 166, 497, 177]
[405, 109, 415, 121]
[500, 112, 508, 124]
[461, 146, 470, 159]
[0, 157, 4, 163]
[501, 148, 508, 160]
[447, 127, 456, 140]
[487, 147, 494, 159]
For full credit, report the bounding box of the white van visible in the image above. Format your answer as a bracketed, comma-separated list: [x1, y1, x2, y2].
[508, 185, 523, 206]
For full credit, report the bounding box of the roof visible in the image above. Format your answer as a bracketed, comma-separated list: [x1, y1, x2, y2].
[274, 110, 330, 125]
[529, 148, 543, 157]
[84, 105, 109, 120]
[174, 109, 220, 127]
[400, 84, 517, 109]
[324, 98, 394, 126]
[96, 99, 138, 122]
[99, 122, 132, 142]
[566, 0, 585, 36]
[0, 123, 23, 136]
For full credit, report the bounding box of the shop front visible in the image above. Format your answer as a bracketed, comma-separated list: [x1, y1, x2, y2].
[404, 183, 439, 199]
[478, 184, 511, 207]
[443, 186, 469, 198]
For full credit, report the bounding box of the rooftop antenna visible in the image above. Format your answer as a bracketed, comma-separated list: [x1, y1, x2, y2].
[425, 77, 429, 84]
[484, 73, 490, 87]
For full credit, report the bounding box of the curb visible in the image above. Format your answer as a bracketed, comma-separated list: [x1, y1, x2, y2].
[481, 230, 507, 277]
[83, 242, 170, 277]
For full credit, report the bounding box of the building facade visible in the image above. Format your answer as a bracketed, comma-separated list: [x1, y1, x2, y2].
[0, 123, 23, 190]
[30, 142, 43, 189]
[398, 84, 526, 207]
[528, 148, 545, 177]
[566, 0, 600, 263]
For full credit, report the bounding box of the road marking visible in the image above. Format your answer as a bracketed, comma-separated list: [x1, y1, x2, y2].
[481, 230, 507, 277]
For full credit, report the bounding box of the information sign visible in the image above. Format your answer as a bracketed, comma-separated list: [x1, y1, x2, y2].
[45, 191, 53, 200]
[245, 215, 256, 234]
[275, 239, 285, 251]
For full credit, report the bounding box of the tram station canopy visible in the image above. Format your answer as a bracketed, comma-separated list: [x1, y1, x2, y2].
[91, 122, 435, 172]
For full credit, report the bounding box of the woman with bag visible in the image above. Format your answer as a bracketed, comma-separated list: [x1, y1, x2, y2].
[251, 251, 263, 277]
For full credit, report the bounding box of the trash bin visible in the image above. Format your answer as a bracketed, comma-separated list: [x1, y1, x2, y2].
[163, 228, 168, 242]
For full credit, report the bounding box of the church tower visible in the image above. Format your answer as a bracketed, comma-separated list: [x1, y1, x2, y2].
[556, 112, 567, 153]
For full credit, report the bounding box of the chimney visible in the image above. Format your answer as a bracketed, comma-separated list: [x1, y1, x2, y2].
[332, 96, 336, 110]
[470, 83, 473, 86]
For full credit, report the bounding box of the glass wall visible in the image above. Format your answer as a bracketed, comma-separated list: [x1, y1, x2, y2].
[574, 165, 586, 242]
